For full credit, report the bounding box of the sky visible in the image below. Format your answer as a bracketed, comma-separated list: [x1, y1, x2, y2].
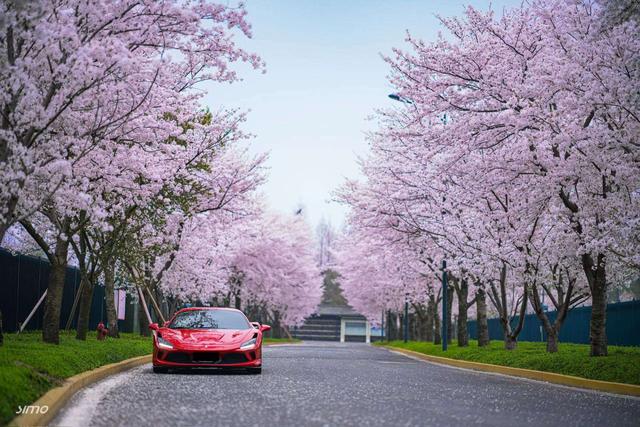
[204, 0, 522, 229]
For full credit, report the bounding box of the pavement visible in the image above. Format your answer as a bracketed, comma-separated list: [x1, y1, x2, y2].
[52, 341, 640, 427]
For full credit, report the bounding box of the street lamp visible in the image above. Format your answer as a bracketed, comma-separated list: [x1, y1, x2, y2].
[404, 293, 409, 343]
[388, 93, 414, 104]
[442, 260, 448, 352]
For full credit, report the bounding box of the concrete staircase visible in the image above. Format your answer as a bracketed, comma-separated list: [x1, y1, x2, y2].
[291, 315, 340, 341]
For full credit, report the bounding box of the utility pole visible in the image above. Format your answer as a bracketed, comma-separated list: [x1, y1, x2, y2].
[442, 260, 448, 351]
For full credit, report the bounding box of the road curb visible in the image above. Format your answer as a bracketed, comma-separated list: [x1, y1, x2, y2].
[383, 346, 640, 397]
[9, 340, 298, 427]
[9, 354, 152, 427]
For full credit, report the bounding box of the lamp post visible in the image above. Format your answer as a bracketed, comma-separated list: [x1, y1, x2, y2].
[403, 295, 409, 343]
[442, 260, 448, 352]
[388, 93, 414, 104]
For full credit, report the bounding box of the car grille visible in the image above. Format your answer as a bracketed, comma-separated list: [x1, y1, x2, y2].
[163, 351, 248, 364]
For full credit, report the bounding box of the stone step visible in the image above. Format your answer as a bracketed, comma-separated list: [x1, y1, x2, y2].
[290, 329, 340, 335]
[291, 327, 338, 333]
[295, 325, 339, 331]
[292, 333, 340, 341]
[297, 319, 340, 326]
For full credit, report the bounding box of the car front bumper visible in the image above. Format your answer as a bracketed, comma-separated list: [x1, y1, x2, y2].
[152, 346, 262, 368]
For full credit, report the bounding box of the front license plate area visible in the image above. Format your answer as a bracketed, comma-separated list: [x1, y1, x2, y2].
[192, 352, 220, 363]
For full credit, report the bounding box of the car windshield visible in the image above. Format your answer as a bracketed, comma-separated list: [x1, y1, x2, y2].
[169, 310, 251, 330]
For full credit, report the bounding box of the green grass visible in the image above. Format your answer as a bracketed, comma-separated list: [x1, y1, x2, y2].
[263, 337, 301, 344]
[0, 331, 151, 426]
[377, 340, 640, 385]
[0, 332, 299, 425]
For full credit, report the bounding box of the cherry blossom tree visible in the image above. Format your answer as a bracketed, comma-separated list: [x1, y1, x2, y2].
[232, 212, 323, 328]
[0, 0, 263, 243]
[1, 0, 265, 343]
[157, 208, 322, 335]
[386, 0, 638, 356]
[337, 0, 638, 355]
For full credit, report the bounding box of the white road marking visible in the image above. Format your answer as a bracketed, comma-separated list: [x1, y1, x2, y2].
[53, 365, 145, 427]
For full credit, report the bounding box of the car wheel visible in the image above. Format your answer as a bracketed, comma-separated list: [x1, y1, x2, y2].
[153, 366, 168, 374]
[247, 367, 262, 375]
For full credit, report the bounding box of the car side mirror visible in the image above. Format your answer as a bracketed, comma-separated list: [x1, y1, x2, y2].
[260, 324, 271, 333]
[251, 322, 260, 329]
[149, 323, 159, 331]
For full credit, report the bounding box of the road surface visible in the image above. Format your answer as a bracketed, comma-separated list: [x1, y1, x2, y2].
[53, 342, 640, 427]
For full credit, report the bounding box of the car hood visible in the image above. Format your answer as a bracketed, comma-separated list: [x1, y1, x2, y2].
[160, 328, 254, 346]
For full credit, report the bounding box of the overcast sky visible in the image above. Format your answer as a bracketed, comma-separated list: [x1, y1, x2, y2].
[204, 0, 521, 229]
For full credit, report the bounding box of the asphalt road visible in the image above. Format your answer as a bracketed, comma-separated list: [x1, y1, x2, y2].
[53, 342, 640, 427]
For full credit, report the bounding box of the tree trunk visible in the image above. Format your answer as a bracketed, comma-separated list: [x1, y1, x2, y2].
[457, 306, 469, 346]
[272, 311, 283, 338]
[529, 280, 572, 354]
[167, 298, 178, 319]
[409, 313, 417, 340]
[583, 253, 608, 356]
[104, 261, 119, 338]
[547, 330, 559, 353]
[139, 300, 150, 337]
[456, 279, 470, 347]
[152, 287, 168, 323]
[476, 288, 490, 347]
[589, 280, 608, 356]
[488, 264, 528, 351]
[433, 303, 442, 345]
[425, 299, 435, 342]
[504, 334, 517, 350]
[75, 274, 94, 340]
[42, 237, 70, 344]
[0, 195, 18, 244]
[393, 312, 399, 341]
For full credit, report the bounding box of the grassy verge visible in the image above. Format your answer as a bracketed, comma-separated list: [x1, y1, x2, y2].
[263, 337, 301, 344]
[0, 331, 151, 426]
[0, 331, 299, 425]
[376, 340, 640, 385]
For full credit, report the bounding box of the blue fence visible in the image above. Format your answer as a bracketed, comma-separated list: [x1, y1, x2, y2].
[0, 248, 136, 333]
[468, 300, 640, 346]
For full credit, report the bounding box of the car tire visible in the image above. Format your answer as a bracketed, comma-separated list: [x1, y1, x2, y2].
[247, 367, 262, 374]
[153, 366, 169, 374]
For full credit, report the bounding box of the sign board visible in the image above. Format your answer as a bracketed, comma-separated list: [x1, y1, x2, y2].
[115, 289, 126, 320]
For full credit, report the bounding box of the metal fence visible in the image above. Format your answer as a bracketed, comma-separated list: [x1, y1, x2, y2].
[468, 300, 640, 346]
[0, 248, 137, 333]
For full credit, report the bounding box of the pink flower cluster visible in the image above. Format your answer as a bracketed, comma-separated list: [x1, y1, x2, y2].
[335, 1, 639, 353]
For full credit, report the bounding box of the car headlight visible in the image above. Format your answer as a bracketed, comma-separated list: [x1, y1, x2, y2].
[157, 335, 174, 350]
[240, 337, 257, 350]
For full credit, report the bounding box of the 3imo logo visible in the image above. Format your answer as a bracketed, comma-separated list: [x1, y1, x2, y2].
[16, 405, 49, 415]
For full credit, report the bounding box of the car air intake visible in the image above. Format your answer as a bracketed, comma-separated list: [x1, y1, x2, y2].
[192, 352, 220, 363]
[220, 353, 248, 364]
[165, 352, 191, 363]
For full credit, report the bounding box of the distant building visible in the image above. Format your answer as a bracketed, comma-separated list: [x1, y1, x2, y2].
[291, 304, 382, 343]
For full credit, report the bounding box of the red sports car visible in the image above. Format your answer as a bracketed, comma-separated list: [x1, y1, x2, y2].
[149, 307, 270, 374]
